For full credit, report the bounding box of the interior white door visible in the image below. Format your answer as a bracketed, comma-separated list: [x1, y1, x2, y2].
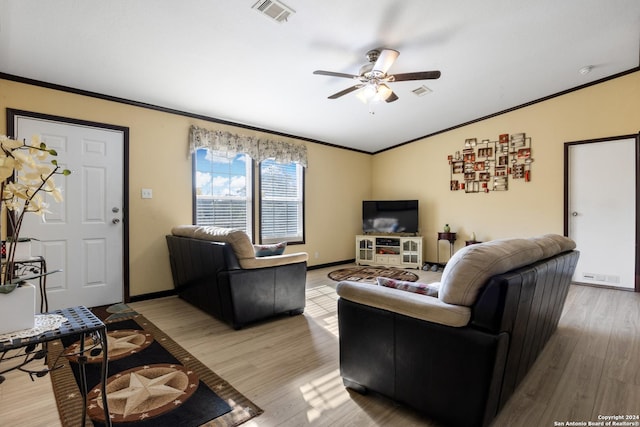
[14, 116, 124, 309]
[567, 137, 636, 289]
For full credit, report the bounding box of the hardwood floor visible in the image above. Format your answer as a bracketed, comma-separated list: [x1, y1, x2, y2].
[1, 265, 638, 426]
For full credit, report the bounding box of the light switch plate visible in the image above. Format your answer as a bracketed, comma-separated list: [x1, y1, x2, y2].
[141, 188, 153, 199]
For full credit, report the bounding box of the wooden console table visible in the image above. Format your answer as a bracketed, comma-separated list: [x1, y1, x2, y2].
[0, 306, 111, 426]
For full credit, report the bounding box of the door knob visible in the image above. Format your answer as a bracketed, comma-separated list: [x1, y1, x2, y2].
[571, 212, 578, 216]
[112, 218, 121, 224]
[112, 207, 120, 213]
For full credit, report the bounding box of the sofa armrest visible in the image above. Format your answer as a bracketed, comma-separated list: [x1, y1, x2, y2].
[239, 252, 308, 269]
[336, 280, 471, 327]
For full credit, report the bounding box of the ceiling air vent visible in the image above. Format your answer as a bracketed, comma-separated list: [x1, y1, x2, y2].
[252, 0, 295, 23]
[412, 85, 433, 97]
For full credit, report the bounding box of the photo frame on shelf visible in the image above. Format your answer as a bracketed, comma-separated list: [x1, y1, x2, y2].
[493, 176, 508, 191]
[495, 165, 507, 176]
[465, 138, 477, 147]
[452, 161, 464, 174]
[509, 133, 528, 152]
[513, 164, 525, 179]
[465, 180, 480, 193]
[463, 149, 475, 162]
[478, 147, 493, 158]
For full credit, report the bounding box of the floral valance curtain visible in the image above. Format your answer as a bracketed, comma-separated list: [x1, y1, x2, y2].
[189, 125, 308, 167]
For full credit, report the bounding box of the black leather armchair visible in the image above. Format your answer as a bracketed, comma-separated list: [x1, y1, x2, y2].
[166, 226, 308, 329]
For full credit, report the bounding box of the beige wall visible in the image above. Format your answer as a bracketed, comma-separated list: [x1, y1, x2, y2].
[372, 71, 640, 262]
[0, 78, 372, 297]
[1, 71, 637, 296]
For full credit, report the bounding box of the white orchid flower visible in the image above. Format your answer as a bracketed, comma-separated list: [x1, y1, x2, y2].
[1, 133, 70, 287]
[0, 155, 16, 181]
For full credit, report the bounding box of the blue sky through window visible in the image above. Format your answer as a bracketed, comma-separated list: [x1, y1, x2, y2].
[195, 150, 248, 197]
[194, 149, 303, 241]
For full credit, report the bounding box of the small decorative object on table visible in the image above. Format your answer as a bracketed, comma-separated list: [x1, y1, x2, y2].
[444, 224, 451, 233]
[0, 134, 70, 334]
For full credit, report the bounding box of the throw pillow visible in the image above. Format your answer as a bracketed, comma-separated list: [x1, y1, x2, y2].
[376, 277, 440, 297]
[254, 241, 287, 257]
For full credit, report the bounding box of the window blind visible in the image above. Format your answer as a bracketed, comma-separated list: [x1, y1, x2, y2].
[260, 160, 303, 243]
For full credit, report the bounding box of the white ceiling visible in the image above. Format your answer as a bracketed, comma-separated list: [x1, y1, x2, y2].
[1, 0, 638, 153]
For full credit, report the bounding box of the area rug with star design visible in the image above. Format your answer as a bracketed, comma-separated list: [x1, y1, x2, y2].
[47, 304, 262, 426]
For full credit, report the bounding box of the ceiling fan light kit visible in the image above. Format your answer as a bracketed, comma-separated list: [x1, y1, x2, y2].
[355, 84, 394, 114]
[313, 48, 441, 110]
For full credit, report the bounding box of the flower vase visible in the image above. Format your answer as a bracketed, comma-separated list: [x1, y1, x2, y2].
[0, 283, 36, 335]
[14, 240, 32, 260]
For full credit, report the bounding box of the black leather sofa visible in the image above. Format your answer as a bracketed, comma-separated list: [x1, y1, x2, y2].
[166, 225, 308, 329]
[336, 234, 579, 427]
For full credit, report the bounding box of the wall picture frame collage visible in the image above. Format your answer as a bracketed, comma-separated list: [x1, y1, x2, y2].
[447, 133, 533, 193]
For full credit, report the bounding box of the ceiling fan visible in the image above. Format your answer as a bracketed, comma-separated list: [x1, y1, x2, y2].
[313, 48, 441, 103]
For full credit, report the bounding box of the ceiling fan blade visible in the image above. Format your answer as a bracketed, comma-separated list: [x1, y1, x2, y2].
[373, 48, 399, 73]
[391, 71, 441, 81]
[328, 85, 361, 99]
[385, 91, 399, 103]
[377, 83, 397, 103]
[313, 70, 359, 79]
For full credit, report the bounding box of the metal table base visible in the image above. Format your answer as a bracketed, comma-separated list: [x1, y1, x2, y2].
[0, 306, 111, 426]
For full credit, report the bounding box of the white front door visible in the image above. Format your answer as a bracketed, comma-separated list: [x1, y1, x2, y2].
[567, 136, 637, 290]
[13, 115, 126, 309]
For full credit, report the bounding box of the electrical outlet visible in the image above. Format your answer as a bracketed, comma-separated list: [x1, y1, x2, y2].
[141, 188, 153, 199]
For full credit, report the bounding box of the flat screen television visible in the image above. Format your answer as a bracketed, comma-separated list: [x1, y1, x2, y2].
[362, 200, 419, 234]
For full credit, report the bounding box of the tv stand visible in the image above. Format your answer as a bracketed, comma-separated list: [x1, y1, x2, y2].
[355, 235, 423, 269]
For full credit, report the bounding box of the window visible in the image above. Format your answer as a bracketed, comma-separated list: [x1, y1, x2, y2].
[259, 159, 304, 244]
[193, 149, 305, 245]
[193, 150, 253, 238]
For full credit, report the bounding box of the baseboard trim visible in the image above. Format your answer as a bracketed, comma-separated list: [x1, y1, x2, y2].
[128, 289, 177, 303]
[572, 281, 636, 292]
[307, 259, 355, 271]
[127, 260, 356, 301]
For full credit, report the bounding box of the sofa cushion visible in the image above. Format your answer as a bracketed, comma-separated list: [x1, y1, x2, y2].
[439, 238, 544, 306]
[239, 252, 309, 269]
[527, 234, 576, 259]
[376, 277, 440, 297]
[528, 235, 561, 258]
[337, 280, 470, 327]
[541, 233, 576, 253]
[171, 225, 255, 260]
[254, 241, 287, 257]
[171, 225, 308, 269]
